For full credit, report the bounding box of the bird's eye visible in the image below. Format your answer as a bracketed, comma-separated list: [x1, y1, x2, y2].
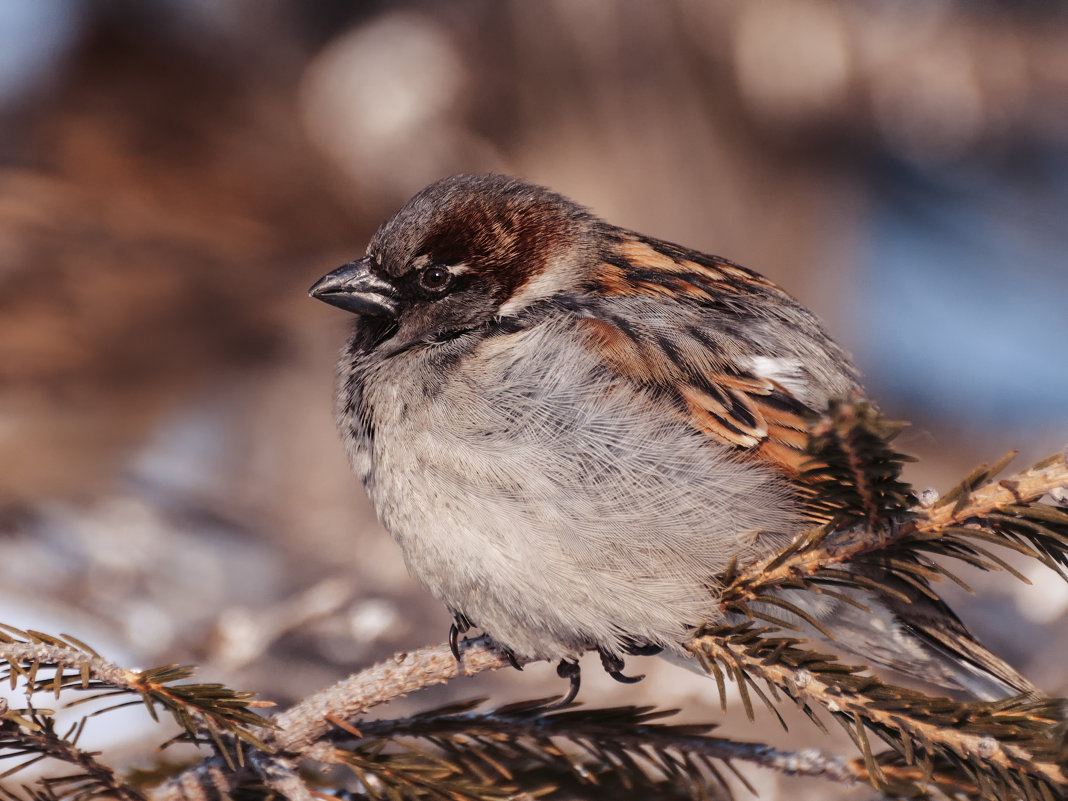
[419, 265, 451, 291]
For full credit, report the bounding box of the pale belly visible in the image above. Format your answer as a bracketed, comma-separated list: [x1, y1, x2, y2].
[357, 329, 801, 660]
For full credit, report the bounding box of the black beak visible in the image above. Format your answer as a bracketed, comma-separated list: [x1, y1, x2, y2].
[308, 257, 398, 317]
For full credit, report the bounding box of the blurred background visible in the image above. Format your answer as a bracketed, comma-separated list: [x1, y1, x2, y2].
[0, 1, 1066, 798]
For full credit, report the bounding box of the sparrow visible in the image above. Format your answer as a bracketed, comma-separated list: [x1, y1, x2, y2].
[310, 174, 1035, 703]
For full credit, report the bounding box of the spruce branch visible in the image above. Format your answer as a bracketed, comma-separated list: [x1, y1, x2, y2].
[332, 697, 861, 790]
[799, 399, 917, 531]
[145, 420, 1066, 801]
[0, 711, 145, 801]
[151, 640, 864, 801]
[689, 625, 1067, 799]
[0, 625, 272, 782]
[149, 638, 515, 801]
[720, 410, 1068, 617]
[704, 403, 1068, 799]
[0, 628, 138, 696]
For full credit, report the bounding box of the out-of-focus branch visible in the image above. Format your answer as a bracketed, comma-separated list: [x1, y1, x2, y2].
[0, 716, 146, 801]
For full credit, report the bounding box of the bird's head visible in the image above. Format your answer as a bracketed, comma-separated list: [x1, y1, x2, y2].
[309, 174, 597, 349]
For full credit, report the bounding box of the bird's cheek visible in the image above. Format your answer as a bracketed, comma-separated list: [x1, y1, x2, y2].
[392, 302, 469, 345]
[432, 292, 498, 329]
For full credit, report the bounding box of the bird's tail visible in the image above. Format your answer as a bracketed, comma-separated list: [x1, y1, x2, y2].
[762, 582, 1039, 701]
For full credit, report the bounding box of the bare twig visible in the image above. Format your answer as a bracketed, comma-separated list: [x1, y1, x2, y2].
[0, 641, 140, 693]
[271, 636, 512, 753]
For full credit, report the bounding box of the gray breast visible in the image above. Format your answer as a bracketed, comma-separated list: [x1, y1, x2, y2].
[357, 318, 803, 660]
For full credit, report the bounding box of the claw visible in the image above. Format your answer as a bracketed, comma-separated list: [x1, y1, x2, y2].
[599, 648, 645, 684]
[448, 614, 472, 663]
[548, 660, 581, 707]
[449, 623, 462, 662]
[503, 648, 524, 671]
[608, 669, 645, 684]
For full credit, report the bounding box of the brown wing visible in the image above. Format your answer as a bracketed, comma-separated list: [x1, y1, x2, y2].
[581, 313, 814, 475]
[576, 232, 846, 479]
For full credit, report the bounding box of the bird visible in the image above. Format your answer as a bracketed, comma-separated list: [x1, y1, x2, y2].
[309, 173, 1035, 704]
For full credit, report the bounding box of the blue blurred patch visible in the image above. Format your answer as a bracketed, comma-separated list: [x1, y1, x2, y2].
[0, 1, 85, 107]
[853, 152, 1068, 429]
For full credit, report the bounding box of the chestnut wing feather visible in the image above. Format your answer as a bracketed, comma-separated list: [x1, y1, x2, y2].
[573, 232, 855, 478]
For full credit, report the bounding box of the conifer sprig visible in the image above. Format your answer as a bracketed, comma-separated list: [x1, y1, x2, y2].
[0, 625, 272, 776]
[689, 625, 1066, 800]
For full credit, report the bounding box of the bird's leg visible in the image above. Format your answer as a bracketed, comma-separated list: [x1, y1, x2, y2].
[598, 648, 645, 684]
[623, 641, 663, 657]
[448, 613, 472, 662]
[548, 659, 581, 707]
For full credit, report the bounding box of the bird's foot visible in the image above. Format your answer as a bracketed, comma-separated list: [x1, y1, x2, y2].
[448, 614, 523, 672]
